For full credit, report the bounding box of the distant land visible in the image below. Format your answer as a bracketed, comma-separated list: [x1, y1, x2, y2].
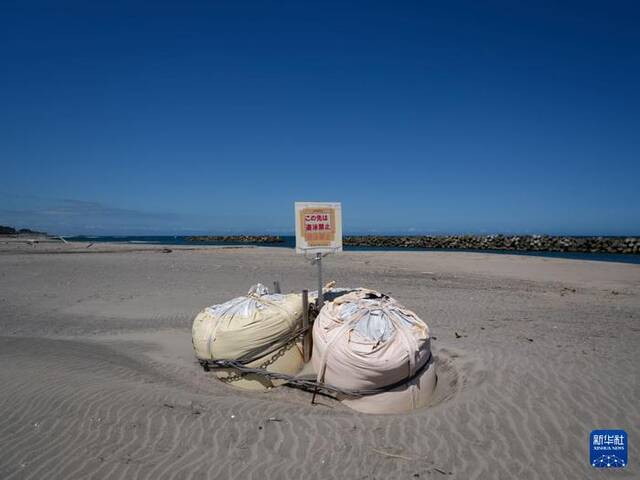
[2, 226, 639, 255]
[0, 225, 46, 236]
[187, 235, 284, 243]
[187, 234, 640, 254]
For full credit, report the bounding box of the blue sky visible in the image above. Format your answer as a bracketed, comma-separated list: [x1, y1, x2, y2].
[1, 1, 639, 235]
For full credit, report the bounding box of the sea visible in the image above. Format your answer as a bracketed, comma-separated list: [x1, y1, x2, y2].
[65, 235, 640, 265]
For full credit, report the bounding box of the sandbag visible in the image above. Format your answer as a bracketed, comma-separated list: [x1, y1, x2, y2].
[192, 284, 304, 390]
[341, 357, 437, 414]
[208, 342, 303, 391]
[312, 289, 435, 413]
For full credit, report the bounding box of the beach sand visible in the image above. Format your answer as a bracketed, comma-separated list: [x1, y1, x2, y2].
[0, 243, 638, 479]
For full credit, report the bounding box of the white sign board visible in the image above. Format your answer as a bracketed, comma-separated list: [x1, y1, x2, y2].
[294, 202, 342, 254]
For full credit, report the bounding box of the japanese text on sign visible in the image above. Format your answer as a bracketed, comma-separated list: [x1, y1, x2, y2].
[295, 202, 342, 254]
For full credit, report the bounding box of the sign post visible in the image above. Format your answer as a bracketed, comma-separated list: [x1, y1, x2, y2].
[295, 202, 342, 309]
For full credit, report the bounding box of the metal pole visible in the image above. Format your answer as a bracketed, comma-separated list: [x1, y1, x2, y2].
[302, 289, 311, 362]
[312, 252, 324, 406]
[316, 252, 323, 310]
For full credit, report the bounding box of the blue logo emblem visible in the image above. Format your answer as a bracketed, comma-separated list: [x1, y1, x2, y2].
[590, 430, 627, 468]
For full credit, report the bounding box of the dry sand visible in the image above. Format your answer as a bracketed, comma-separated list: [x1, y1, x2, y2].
[0, 242, 638, 479]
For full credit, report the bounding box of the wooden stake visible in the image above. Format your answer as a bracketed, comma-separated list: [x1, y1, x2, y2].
[302, 289, 311, 363]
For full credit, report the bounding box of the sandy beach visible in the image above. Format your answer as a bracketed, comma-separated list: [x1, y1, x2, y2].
[0, 243, 638, 479]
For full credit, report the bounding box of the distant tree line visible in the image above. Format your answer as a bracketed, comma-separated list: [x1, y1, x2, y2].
[0, 225, 45, 235]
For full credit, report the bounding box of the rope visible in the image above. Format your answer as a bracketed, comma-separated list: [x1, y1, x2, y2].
[198, 288, 433, 399]
[199, 351, 432, 398]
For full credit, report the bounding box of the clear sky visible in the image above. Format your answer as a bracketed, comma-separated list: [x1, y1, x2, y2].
[1, 1, 639, 235]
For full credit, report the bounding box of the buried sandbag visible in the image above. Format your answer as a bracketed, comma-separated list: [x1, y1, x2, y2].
[341, 356, 437, 414]
[192, 283, 304, 390]
[210, 343, 303, 391]
[312, 289, 435, 413]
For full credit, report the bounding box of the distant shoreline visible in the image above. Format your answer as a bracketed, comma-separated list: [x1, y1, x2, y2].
[344, 234, 640, 255]
[187, 235, 284, 243]
[144, 234, 640, 255]
[56, 234, 640, 263]
[107, 233, 640, 255]
[5, 232, 639, 255]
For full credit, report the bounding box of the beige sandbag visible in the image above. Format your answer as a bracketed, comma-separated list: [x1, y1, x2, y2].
[312, 289, 435, 413]
[192, 284, 304, 390]
[211, 341, 303, 390]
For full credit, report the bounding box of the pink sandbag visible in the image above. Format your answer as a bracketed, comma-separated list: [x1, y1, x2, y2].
[341, 357, 437, 414]
[312, 289, 435, 413]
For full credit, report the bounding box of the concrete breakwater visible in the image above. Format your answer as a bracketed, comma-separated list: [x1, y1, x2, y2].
[343, 235, 640, 254]
[187, 235, 284, 243]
